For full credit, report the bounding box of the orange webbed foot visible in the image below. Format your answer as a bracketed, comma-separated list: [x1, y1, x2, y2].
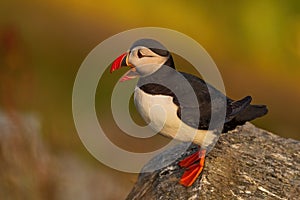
[179, 149, 206, 187]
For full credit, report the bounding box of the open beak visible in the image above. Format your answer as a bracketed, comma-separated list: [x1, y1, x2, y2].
[110, 52, 139, 82]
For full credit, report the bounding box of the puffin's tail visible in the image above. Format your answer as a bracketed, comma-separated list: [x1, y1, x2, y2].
[235, 104, 268, 122]
[223, 101, 268, 132]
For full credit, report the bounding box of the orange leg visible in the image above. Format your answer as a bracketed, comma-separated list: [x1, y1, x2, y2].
[179, 149, 206, 187]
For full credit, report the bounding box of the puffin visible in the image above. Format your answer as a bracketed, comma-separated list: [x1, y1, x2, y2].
[110, 39, 268, 187]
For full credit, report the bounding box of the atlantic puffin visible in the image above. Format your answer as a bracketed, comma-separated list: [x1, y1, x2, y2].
[110, 39, 268, 187]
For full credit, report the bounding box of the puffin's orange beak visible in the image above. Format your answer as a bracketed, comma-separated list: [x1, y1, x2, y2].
[110, 52, 128, 73]
[110, 52, 138, 82]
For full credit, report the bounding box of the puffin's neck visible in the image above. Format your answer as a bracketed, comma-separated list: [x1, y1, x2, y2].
[164, 56, 175, 69]
[140, 63, 175, 79]
[139, 56, 175, 79]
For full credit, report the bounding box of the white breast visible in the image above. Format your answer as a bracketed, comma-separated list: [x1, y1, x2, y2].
[134, 87, 217, 147]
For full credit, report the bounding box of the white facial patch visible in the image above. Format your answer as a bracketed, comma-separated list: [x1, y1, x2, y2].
[128, 46, 168, 77]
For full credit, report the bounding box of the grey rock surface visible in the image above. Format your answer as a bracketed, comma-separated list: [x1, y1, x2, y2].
[126, 123, 300, 200]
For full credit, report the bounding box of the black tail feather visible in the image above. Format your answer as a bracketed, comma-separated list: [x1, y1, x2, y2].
[225, 96, 252, 122]
[223, 104, 268, 132]
[235, 104, 268, 122]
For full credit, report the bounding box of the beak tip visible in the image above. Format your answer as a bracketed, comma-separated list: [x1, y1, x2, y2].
[109, 67, 115, 73]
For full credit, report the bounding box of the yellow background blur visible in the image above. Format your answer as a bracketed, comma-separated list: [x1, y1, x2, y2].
[1, 1, 300, 199]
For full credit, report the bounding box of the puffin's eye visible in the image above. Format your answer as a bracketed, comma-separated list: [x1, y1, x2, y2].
[137, 50, 144, 58]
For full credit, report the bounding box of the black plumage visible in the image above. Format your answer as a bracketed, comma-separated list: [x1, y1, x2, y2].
[137, 57, 267, 133]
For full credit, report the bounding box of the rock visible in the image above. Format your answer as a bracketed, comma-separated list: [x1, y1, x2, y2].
[126, 123, 300, 200]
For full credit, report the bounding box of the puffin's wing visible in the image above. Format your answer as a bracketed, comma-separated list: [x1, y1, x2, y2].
[177, 72, 258, 130]
[175, 72, 228, 130]
[177, 72, 268, 131]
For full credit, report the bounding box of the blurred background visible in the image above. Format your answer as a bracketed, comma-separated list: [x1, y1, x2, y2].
[1, 0, 300, 199]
